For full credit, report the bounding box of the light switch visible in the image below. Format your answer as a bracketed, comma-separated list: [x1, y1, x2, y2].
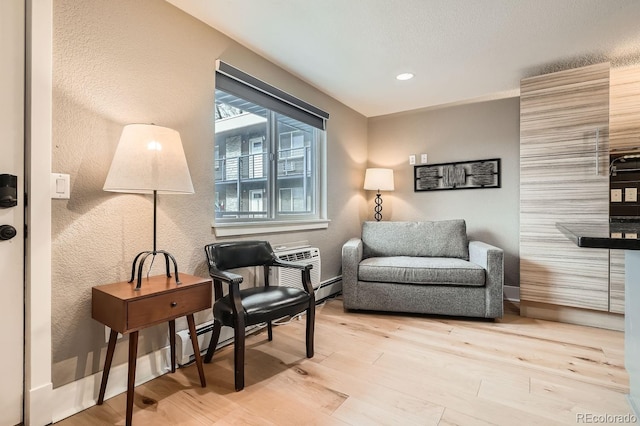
[421, 154, 428, 164]
[409, 155, 416, 165]
[50, 173, 70, 199]
[625, 187, 638, 202]
[611, 189, 622, 202]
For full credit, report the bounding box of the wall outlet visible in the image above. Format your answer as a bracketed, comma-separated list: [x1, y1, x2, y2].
[611, 189, 622, 202]
[409, 155, 416, 165]
[625, 187, 638, 202]
[420, 154, 428, 164]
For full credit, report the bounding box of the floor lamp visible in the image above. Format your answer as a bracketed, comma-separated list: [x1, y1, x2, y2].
[103, 124, 194, 289]
[364, 168, 394, 221]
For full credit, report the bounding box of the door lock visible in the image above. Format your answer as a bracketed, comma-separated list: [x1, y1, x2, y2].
[0, 225, 17, 241]
[0, 174, 18, 208]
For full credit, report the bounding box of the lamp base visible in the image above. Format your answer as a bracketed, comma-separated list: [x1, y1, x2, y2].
[128, 249, 181, 290]
[374, 192, 383, 221]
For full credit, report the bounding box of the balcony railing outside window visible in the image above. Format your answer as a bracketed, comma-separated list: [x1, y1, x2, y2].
[214, 82, 323, 224]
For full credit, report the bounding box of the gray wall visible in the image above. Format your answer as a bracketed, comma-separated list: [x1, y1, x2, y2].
[367, 98, 521, 288]
[52, 0, 368, 387]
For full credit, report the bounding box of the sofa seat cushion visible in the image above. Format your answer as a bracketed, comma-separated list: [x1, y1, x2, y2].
[358, 256, 485, 286]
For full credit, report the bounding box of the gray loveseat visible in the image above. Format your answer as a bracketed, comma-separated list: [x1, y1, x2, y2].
[341, 220, 504, 318]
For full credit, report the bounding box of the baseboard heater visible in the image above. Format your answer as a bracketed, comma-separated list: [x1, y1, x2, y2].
[175, 321, 253, 366]
[175, 275, 342, 366]
[315, 276, 342, 303]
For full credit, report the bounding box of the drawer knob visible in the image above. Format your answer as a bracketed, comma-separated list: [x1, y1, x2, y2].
[170, 302, 178, 307]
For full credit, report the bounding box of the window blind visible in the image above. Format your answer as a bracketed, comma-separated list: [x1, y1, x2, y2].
[215, 60, 329, 130]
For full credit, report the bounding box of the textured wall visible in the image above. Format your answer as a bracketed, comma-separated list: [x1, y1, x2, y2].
[367, 98, 520, 287]
[52, 0, 368, 387]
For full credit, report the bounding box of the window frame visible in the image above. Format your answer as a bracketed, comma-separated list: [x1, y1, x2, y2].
[212, 61, 329, 237]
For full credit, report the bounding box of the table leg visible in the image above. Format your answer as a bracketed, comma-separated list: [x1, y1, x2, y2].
[97, 329, 118, 405]
[187, 314, 206, 387]
[169, 319, 176, 373]
[126, 331, 139, 426]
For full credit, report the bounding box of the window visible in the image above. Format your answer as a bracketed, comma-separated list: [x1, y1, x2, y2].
[213, 61, 329, 235]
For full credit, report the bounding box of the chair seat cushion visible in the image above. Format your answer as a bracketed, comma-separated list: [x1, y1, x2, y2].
[214, 286, 311, 327]
[358, 256, 485, 286]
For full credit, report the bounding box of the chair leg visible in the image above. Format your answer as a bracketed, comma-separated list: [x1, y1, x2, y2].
[305, 302, 315, 358]
[234, 322, 245, 391]
[267, 320, 273, 341]
[204, 320, 222, 363]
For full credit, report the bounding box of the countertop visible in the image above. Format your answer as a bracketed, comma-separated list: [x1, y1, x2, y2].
[556, 222, 640, 250]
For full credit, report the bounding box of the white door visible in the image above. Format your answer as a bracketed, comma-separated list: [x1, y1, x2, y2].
[250, 190, 263, 212]
[0, 1, 25, 425]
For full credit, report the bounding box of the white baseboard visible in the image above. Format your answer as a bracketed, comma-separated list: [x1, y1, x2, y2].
[503, 284, 520, 302]
[26, 381, 53, 426]
[51, 346, 172, 423]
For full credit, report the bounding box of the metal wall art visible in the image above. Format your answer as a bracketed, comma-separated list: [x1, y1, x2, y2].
[414, 158, 501, 192]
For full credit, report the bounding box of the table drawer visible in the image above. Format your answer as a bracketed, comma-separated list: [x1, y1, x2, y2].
[127, 283, 211, 330]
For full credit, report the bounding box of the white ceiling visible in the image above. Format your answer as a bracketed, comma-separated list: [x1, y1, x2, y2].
[168, 0, 640, 118]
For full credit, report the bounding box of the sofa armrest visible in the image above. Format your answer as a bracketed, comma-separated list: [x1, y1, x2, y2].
[341, 238, 363, 308]
[469, 240, 504, 318]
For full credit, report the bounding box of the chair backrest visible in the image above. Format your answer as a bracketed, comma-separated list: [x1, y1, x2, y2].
[205, 240, 276, 271]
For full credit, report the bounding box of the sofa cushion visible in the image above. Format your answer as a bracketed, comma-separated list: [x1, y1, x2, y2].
[358, 256, 485, 286]
[362, 220, 469, 260]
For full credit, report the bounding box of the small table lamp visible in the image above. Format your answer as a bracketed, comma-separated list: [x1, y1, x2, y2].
[364, 168, 394, 221]
[104, 124, 194, 289]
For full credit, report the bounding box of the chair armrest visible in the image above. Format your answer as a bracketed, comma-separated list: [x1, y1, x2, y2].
[270, 259, 315, 295]
[469, 240, 504, 317]
[209, 267, 243, 285]
[341, 238, 363, 307]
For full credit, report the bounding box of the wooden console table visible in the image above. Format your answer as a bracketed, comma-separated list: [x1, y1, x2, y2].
[92, 274, 212, 426]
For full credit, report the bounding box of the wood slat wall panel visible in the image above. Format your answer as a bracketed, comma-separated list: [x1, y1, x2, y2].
[520, 63, 610, 93]
[610, 65, 640, 152]
[520, 63, 611, 313]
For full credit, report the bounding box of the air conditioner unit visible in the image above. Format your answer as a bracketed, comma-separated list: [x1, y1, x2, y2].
[270, 246, 321, 289]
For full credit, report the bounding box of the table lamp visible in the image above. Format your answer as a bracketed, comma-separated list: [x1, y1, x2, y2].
[104, 124, 194, 289]
[364, 168, 394, 221]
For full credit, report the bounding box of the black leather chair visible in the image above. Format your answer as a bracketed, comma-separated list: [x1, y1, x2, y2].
[203, 240, 315, 391]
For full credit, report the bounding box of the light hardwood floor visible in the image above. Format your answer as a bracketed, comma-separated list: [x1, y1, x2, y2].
[55, 297, 633, 425]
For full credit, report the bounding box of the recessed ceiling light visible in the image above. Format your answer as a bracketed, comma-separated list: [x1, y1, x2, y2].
[396, 72, 414, 81]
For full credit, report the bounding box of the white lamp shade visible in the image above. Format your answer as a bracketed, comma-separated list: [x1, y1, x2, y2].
[364, 168, 394, 191]
[104, 124, 194, 194]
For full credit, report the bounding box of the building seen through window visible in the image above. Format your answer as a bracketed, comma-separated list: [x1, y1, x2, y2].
[214, 88, 321, 222]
